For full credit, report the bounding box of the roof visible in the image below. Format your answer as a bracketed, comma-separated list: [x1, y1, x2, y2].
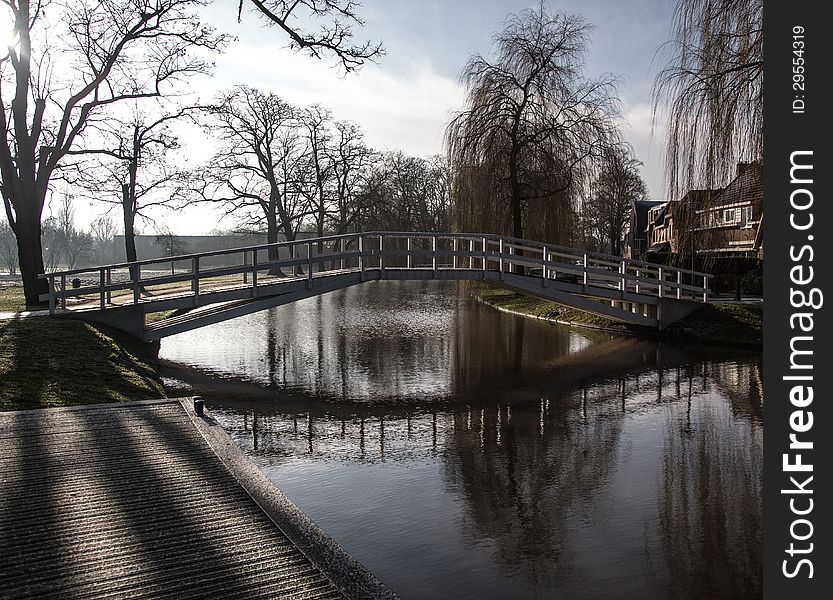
[632, 199, 666, 237]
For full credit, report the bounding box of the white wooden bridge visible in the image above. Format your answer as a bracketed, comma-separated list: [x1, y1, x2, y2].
[39, 232, 713, 341]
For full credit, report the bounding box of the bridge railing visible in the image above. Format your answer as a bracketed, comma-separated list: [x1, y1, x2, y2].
[38, 231, 713, 314]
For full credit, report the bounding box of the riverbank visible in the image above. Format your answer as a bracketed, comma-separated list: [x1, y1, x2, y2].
[0, 317, 165, 411]
[473, 285, 762, 349]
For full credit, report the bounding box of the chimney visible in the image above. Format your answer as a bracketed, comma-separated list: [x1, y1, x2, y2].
[736, 162, 755, 177]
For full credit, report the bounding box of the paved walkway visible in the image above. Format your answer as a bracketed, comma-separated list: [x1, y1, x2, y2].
[0, 399, 395, 599]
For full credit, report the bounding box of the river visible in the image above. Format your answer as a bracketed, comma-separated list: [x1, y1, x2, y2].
[160, 280, 763, 600]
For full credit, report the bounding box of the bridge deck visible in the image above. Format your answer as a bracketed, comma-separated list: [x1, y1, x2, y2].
[0, 400, 394, 599]
[38, 232, 713, 336]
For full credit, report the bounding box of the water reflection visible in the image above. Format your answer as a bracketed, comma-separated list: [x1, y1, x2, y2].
[160, 282, 762, 599]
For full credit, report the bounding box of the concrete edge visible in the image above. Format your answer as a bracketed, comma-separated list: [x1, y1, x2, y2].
[178, 397, 399, 600]
[0, 398, 178, 415]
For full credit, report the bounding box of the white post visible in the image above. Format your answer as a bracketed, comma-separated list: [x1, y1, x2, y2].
[307, 242, 313, 289]
[432, 235, 438, 277]
[453, 238, 458, 269]
[582, 254, 588, 287]
[358, 235, 365, 280]
[676, 271, 682, 299]
[407, 237, 412, 270]
[658, 267, 664, 298]
[703, 275, 708, 302]
[379, 234, 385, 275]
[499, 239, 505, 280]
[620, 260, 626, 292]
[542, 248, 548, 288]
[635, 268, 640, 294]
[482, 237, 488, 275]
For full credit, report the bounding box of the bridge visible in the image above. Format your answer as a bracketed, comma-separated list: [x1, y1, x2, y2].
[38, 232, 713, 341]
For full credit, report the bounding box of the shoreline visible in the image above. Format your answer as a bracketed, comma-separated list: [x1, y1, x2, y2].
[471, 285, 763, 350]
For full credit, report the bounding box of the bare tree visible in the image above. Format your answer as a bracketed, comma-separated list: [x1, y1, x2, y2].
[0, 0, 227, 306]
[653, 0, 763, 197]
[446, 3, 621, 242]
[90, 215, 118, 264]
[182, 86, 313, 270]
[586, 147, 648, 255]
[0, 215, 17, 275]
[70, 104, 206, 271]
[299, 105, 333, 250]
[238, 0, 384, 72]
[326, 119, 376, 234]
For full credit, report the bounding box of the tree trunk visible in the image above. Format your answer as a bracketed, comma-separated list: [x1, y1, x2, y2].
[508, 147, 525, 275]
[15, 201, 48, 308]
[265, 214, 286, 276]
[122, 184, 140, 283]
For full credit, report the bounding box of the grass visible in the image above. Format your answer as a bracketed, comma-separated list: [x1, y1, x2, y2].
[472, 284, 763, 348]
[0, 318, 165, 411]
[0, 285, 26, 312]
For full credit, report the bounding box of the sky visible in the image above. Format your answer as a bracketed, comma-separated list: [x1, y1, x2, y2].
[67, 0, 678, 235]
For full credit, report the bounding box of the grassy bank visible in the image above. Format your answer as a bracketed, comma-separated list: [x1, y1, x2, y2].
[473, 285, 762, 349]
[0, 318, 165, 411]
[0, 285, 26, 312]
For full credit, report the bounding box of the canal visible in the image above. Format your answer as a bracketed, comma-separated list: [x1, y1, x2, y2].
[160, 281, 763, 600]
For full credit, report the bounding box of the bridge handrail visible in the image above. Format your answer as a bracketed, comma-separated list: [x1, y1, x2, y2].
[37, 230, 713, 281]
[38, 230, 713, 314]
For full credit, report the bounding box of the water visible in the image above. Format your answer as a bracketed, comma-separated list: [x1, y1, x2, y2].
[160, 281, 763, 599]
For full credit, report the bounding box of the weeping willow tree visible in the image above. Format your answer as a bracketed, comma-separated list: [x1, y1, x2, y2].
[445, 3, 621, 245]
[653, 0, 763, 199]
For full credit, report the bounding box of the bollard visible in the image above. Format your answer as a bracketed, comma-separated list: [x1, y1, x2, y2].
[194, 396, 204, 417]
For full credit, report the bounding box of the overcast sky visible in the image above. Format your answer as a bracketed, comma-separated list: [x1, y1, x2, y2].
[69, 0, 677, 235]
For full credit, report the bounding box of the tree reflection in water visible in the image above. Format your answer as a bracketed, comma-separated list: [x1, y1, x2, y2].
[160, 281, 762, 599]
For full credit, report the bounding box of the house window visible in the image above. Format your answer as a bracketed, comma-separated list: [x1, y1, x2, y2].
[724, 208, 737, 224]
[741, 205, 753, 226]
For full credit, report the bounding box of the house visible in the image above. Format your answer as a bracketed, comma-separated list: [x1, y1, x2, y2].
[693, 162, 763, 261]
[645, 190, 717, 263]
[622, 199, 665, 260]
[641, 163, 763, 295]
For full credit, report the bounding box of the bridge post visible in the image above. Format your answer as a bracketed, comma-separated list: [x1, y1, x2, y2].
[432, 235, 438, 277]
[620, 260, 627, 293]
[60, 274, 66, 309]
[658, 267, 664, 298]
[379, 234, 385, 277]
[340, 237, 346, 271]
[542, 248, 548, 288]
[703, 275, 708, 302]
[406, 238, 412, 269]
[635, 268, 640, 294]
[106, 269, 112, 305]
[48, 276, 55, 315]
[358, 235, 365, 281]
[252, 251, 258, 297]
[499, 239, 504, 281]
[453, 238, 458, 269]
[192, 257, 200, 306]
[307, 242, 313, 289]
[582, 254, 588, 287]
[677, 271, 682, 299]
[132, 266, 140, 305]
[243, 251, 248, 284]
[482, 237, 488, 277]
[99, 268, 106, 309]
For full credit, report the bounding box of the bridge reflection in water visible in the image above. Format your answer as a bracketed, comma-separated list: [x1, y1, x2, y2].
[160, 281, 762, 600]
